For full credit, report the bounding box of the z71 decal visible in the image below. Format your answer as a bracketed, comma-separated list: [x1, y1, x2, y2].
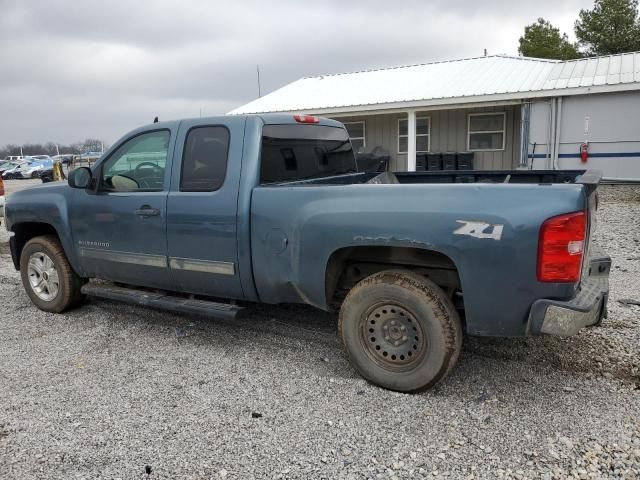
[453, 220, 504, 241]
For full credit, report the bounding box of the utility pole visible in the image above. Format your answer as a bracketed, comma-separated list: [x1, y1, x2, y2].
[256, 64, 262, 98]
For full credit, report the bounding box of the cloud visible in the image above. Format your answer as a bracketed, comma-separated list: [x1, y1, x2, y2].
[0, 0, 592, 145]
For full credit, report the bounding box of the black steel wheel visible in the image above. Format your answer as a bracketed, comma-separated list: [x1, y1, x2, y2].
[339, 270, 462, 392]
[361, 303, 428, 370]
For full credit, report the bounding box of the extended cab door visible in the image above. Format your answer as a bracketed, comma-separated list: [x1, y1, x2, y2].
[70, 127, 177, 290]
[166, 117, 246, 299]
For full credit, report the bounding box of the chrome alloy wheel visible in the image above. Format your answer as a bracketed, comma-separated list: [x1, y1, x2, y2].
[27, 251, 59, 302]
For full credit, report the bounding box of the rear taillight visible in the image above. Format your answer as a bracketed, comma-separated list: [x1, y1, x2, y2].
[293, 114, 320, 124]
[0, 177, 4, 196]
[537, 211, 586, 283]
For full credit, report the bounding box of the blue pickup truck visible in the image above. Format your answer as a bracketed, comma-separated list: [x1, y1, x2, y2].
[4, 114, 610, 392]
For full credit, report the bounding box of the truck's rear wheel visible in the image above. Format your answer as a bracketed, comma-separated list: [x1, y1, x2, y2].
[339, 270, 462, 392]
[20, 235, 85, 313]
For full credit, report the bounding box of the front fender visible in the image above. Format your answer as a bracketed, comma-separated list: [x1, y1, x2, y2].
[5, 183, 83, 275]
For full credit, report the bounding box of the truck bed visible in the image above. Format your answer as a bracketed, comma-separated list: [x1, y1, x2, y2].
[250, 168, 602, 336]
[273, 169, 599, 189]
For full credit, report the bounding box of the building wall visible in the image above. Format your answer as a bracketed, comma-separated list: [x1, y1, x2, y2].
[528, 91, 640, 180]
[332, 104, 521, 171]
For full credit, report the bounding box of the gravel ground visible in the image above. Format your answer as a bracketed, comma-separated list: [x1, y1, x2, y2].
[1, 178, 43, 197]
[0, 183, 638, 479]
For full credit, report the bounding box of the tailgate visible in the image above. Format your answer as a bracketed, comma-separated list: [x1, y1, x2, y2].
[578, 170, 611, 281]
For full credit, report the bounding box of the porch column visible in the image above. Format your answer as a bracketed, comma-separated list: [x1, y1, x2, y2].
[406, 110, 417, 171]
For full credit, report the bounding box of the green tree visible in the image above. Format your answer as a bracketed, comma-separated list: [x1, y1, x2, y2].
[575, 0, 640, 55]
[519, 18, 581, 60]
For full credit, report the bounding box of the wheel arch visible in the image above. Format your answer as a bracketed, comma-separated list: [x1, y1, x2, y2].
[325, 244, 464, 312]
[10, 222, 64, 270]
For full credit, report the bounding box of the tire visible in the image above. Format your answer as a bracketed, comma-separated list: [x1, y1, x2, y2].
[339, 270, 462, 393]
[20, 235, 85, 313]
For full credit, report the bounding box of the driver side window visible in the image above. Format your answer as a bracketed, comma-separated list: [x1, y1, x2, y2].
[100, 130, 170, 192]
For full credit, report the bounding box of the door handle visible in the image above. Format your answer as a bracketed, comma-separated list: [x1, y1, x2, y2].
[135, 205, 160, 217]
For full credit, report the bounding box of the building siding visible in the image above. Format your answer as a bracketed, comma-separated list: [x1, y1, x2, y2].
[529, 91, 640, 180]
[333, 104, 521, 171]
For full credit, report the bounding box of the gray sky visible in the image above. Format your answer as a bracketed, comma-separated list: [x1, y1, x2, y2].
[0, 0, 592, 145]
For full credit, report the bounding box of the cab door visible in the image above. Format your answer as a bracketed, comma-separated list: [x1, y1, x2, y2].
[70, 127, 177, 290]
[166, 117, 246, 300]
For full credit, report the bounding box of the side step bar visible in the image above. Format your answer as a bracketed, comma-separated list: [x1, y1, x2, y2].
[81, 283, 243, 320]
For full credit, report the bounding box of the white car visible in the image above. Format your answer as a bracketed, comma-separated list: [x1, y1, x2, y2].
[1, 161, 28, 179]
[0, 160, 20, 174]
[18, 162, 46, 178]
[5, 158, 52, 179]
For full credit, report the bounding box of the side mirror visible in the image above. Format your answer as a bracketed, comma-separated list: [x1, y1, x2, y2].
[68, 167, 92, 189]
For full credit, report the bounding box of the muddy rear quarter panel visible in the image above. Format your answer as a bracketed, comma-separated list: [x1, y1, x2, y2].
[250, 182, 587, 336]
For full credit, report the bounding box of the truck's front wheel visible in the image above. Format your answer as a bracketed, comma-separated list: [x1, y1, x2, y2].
[20, 235, 85, 313]
[339, 270, 462, 392]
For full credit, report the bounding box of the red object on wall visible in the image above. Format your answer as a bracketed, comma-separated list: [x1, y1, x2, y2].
[580, 142, 589, 163]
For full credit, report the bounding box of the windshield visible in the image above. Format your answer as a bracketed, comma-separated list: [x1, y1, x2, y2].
[260, 124, 356, 184]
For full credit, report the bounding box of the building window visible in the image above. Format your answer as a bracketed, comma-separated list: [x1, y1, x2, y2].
[398, 117, 430, 154]
[467, 113, 506, 151]
[343, 121, 365, 152]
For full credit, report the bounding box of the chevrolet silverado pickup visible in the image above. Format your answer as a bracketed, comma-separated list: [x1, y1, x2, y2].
[4, 114, 611, 392]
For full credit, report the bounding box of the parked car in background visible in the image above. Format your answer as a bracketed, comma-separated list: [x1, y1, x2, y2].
[38, 166, 55, 183]
[4, 157, 54, 179]
[26, 156, 54, 174]
[4, 115, 611, 393]
[2, 160, 28, 179]
[39, 161, 67, 183]
[28, 155, 53, 162]
[0, 160, 21, 175]
[0, 175, 4, 217]
[20, 161, 47, 178]
[12, 161, 40, 179]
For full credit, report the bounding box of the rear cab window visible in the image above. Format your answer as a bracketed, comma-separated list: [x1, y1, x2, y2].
[260, 124, 356, 184]
[180, 126, 230, 192]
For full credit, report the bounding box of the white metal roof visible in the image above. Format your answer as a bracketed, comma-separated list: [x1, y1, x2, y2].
[229, 52, 640, 115]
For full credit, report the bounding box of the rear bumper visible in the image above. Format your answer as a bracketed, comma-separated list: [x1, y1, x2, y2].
[527, 252, 611, 336]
